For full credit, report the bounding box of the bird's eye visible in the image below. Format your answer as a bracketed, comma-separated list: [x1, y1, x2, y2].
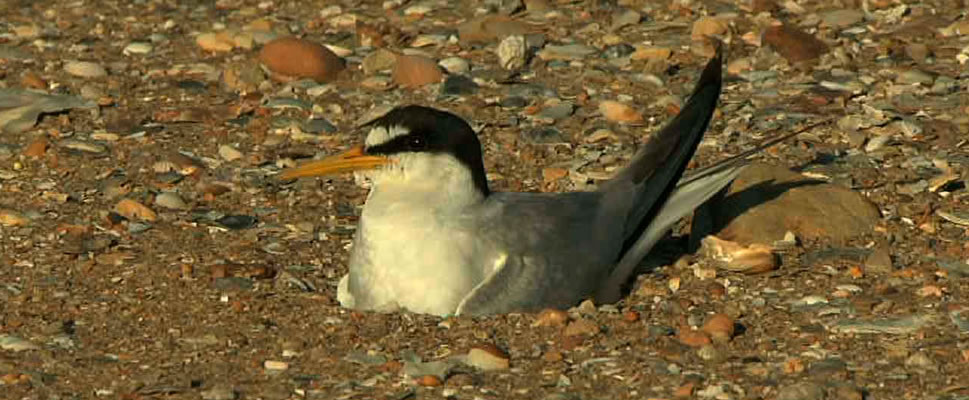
[408, 135, 426, 150]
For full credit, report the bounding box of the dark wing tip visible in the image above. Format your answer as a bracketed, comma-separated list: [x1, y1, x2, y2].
[694, 44, 725, 96]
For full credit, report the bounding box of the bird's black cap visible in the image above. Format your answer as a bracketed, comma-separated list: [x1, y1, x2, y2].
[364, 105, 491, 197]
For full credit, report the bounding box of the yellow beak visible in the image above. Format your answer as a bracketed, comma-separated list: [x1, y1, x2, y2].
[278, 145, 390, 180]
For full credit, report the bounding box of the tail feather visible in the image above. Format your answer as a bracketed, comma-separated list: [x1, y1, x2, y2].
[595, 118, 832, 304]
[599, 48, 724, 244]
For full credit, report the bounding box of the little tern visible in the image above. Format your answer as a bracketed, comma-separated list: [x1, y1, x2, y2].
[281, 50, 798, 316]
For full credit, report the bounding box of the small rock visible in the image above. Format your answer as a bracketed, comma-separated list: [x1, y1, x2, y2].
[602, 43, 635, 59]
[677, 329, 712, 347]
[458, 15, 530, 43]
[200, 386, 237, 400]
[20, 71, 47, 89]
[438, 57, 470, 75]
[820, 9, 865, 29]
[691, 16, 729, 57]
[904, 43, 929, 63]
[563, 318, 600, 337]
[362, 48, 398, 75]
[542, 167, 568, 182]
[631, 46, 671, 62]
[710, 163, 880, 244]
[258, 37, 345, 83]
[0, 335, 40, 351]
[763, 24, 829, 63]
[610, 9, 641, 31]
[64, 61, 107, 78]
[904, 352, 936, 371]
[392, 54, 443, 88]
[22, 137, 49, 157]
[533, 309, 569, 327]
[196, 32, 236, 52]
[466, 344, 510, 371]
[864, 247, 893, 273]
[896, 69, 935, 85]
[701, 313, 735, 342]
[776, 382, 826, 400]
[700, 236, 778, 273]
[831, 315, 932, 334]
[537, 44, 598, 61]
[496, 35, 528, 70]
[599, 100, 643, 124]
[440, 75, 479, 96]
[219, 145, 244, 161]
[123, 42, 153, 55]
[155, 192, 189, 210]
[416, 375, 443, 386]
[115, 199, 158, 221]
[263, 360, 289, 371]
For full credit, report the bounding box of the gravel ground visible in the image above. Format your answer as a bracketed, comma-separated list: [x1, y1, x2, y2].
[2, 0, 969, 399]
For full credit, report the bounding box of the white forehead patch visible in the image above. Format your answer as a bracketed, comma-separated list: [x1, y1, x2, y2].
[365, 125, 410, 147]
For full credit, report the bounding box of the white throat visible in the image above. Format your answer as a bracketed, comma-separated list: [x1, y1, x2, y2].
[363, 152, 484, 211]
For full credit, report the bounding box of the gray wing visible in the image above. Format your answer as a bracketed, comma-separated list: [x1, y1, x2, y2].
[593, 49, 726, 303]
[455, 191, 624, 316]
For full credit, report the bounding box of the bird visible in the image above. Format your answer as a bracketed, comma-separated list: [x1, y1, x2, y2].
[280, 49, 803, 316]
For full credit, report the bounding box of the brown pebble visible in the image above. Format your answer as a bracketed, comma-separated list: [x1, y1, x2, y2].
[22, 137, 49, 157]
[533, 308, 569, 327]
[762, 24, 828, 63]
[599, 100, 643, 124]
[673, 382, 695, 398]
[416, 375, 442, 387]
[563, 318, 600, 337]
[114, 199, 158, 221]
[542, 167, 568, 182]
[701, 313, 735, 342]
[258, 37, 345, 83]
[542, 350, 563, 362]
[677, 329, 712, 347]
[20, 71, 47, 89]
[392, 54, 443, 88]
[622, 310, 640, 322]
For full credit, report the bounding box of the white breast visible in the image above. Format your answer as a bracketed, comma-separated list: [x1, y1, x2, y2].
[343, 186, 485, 316]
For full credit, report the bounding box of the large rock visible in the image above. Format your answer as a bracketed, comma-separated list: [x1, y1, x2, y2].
[710, 163, 880, 244]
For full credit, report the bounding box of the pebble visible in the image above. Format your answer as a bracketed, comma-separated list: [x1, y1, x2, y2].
[64, 61, 107, 78]
[700, 236, 778, 274]
[122, 42, 153, 55]
[896, 69, 935, 85]
[438, 57, 470, 75]
[537, 44, 597, 61]
[196, 32, 235, 52]
[441, 75, 479, 96]
[677, 329, 712, 347]
[0, 335, 40, 351]
[392, 54, 443, 88]
[115, 199, 158, 221]
[0, 209, 29, 226]
[200, 386, 238, 400]
[155, 192, 189, 210]
[831, 314, 931, 334]
[258, 37, 345, 83]
[776, 382, 826, 400]
[263, 360, 289, 371]
[60, 139, 107, 154]
[362, 48, 398, 75]
[466, 344, 510, 371]
[763, 24, 828, 63]
[533, 309, 569, 327]
[599, 100, 643, 124]
[496, 35, 528, 70]
[563, 318, 600, 337]
[821, 9, 865, 28]
[701, 313, 735, 342]
[219, 144, 244, 161]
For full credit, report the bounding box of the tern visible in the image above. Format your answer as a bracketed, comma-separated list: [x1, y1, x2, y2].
[281, 50, 803, 316]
